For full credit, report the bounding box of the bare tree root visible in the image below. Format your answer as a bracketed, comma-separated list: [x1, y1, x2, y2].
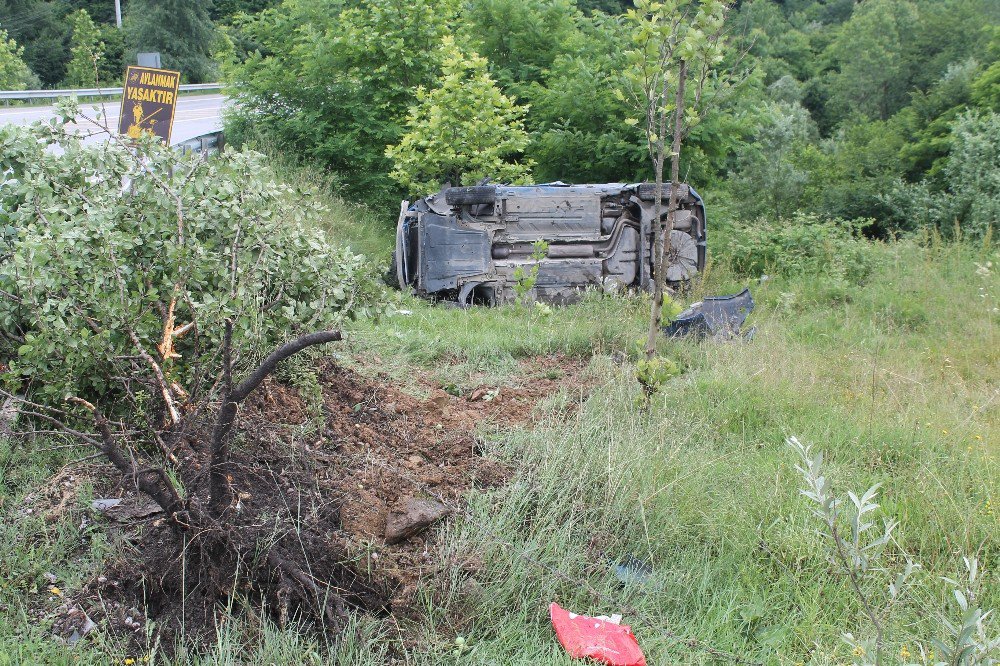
[5, 330, 376, 642]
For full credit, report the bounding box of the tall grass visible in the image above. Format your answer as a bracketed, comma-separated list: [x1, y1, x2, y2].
[0, 166, 995, 665]
[341, 237, 997, 664]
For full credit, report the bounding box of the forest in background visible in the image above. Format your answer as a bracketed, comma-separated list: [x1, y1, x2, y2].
[226, 0, 998, 241]
[2, 0, 999, 240]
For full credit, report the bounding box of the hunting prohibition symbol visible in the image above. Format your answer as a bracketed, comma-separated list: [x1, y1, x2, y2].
[117, 65, 181, 144]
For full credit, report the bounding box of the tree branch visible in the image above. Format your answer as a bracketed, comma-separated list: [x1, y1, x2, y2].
[127, 329, 181, 425]
[208, 330, 342, 517]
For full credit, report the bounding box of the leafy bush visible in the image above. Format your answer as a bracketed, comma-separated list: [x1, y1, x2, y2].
[223, 0, 456, 206]
[789, 437, 999, 666]
[0, 103, 384, 408]
[386, 36, 533, 194]
[719, 212, 878, 284]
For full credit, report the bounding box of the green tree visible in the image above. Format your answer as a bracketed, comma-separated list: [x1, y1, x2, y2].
[124, 0, 217, 82]
[224, 0, 457, 204]
[526, 14, 647, 183]
[462, 0, 583, 90]
[906, 0, 995, 94]
[211, 0, 279, 22]
[732, 101, 817, 220]
[387, 37, 533, 194]
[800, 119, 906, 234]
[574, 0, 632, 14]
[96, 23, 127, 85]
[0, 25, 34, 90]
[62, 0, 127, 25]
[735, 0, 812, 84]
[64, 9, 103, 87]
[822, 0, 919, 121]
[972, 61, 1000, 112]
[0, 0, 67, 87]
[895, 59, 978, 182]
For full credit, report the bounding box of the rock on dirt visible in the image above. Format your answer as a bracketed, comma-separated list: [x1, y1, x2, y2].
[385, 496, 449, 545]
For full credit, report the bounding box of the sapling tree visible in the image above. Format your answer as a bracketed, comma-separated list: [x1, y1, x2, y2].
[512, 240, 550, 306]
[64, 9, 103, 87]
[623, 0, 736, 360]
[788, 437, 999, 666]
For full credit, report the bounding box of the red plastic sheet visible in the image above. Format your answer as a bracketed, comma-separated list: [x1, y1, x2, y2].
[549, 602, 647, 666]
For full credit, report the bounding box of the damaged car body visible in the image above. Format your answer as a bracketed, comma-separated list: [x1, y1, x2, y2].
[393, 182, 707, 305]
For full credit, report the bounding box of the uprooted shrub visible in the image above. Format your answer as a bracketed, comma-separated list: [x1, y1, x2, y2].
[0, 101, 389, 640]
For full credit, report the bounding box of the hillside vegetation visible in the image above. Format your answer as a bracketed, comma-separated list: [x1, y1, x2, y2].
[0, 0, 998, 664]
[1, 152, 996, 661]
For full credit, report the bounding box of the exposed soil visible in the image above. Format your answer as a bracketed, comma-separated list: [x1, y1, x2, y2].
[40, 354, 591, 652]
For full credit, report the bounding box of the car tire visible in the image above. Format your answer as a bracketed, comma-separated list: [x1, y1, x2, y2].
[445, 186, 497, 206]
[665, 230, 699, 281]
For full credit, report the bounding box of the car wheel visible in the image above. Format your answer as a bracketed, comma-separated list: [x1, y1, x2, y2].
[665, 230, 699, 281]
[445, 185, 497, 206]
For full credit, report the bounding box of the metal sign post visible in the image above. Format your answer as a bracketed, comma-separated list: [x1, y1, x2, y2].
[117, 66, 181, 144]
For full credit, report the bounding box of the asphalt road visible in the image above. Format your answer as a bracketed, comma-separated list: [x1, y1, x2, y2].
[0, 93, 226, 146]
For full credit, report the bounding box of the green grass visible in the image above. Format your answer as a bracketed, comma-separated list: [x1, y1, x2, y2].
[0, 180, 996, 664]
[338, 238, 996, 665]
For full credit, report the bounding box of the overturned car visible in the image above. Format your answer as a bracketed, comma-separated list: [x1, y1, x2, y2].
[392, 182, 706, 305]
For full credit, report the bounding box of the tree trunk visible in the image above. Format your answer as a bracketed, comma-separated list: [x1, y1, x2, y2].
[209, 330, 342, 517]
[645, 59, 688, 358]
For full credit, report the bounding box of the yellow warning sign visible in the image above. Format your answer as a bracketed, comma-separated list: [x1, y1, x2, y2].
[117, 66, 181, 144]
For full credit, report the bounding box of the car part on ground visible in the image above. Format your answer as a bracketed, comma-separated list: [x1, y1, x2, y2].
[662, 288, 755, 340]
[392, 182, 707, 305]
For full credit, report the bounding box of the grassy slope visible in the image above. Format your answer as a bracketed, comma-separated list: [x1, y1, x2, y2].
[0, 188, 996, 665]
[338, 237, 997, 665]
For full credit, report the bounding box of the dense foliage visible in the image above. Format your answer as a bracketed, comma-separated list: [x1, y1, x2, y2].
[0, 103, 384, 407]
[221, 0, 1000, 237]
[386, 37, 533, 194]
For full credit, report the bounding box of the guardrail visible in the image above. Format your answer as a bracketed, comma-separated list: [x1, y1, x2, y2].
[0, 83, 222, 101]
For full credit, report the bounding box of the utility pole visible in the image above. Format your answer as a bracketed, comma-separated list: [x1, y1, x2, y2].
[114, 0, 122, 28]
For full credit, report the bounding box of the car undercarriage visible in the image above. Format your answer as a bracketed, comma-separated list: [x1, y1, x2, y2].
[393, 182, 706, 305]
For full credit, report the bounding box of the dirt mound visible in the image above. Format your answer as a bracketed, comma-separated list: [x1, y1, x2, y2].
[54, 355, 588, 651]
